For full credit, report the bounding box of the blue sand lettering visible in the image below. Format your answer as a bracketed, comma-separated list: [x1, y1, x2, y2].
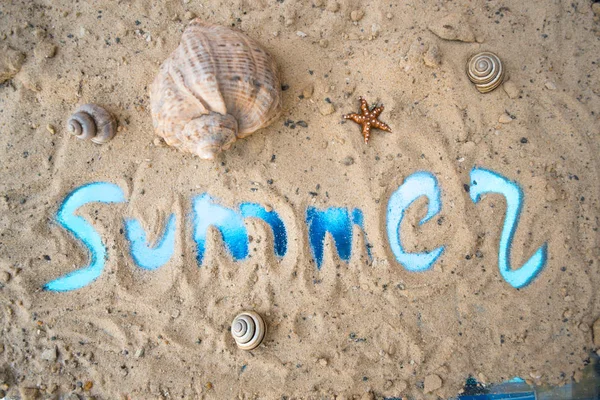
[386, 171, 445, 272]
[124, 214, 177, 270]
[351, 208, 372, 258]
[469, 168, 547, 288]
[240, 203, 288, 257]
[306, 207, 370, 269]
[192, 194, 249, 264]
[44, 182, 126, 292]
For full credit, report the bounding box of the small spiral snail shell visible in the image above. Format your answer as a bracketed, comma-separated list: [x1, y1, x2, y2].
[67, 104, 117, 144]
[466, 52, 505, 93]
[149, 19, 282, 160]
[231, 311, 266, 350]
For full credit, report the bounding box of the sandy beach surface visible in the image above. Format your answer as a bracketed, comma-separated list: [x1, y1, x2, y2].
[1, 0, 599, 399]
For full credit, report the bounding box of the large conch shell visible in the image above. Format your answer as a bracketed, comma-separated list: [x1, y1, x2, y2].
[466, 51, 505, 93]
[231, 311, 266, 350]
[149, 20, 283, 160]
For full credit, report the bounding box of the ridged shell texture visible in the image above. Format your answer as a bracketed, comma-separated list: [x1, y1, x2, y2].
[150, 20, 282, 160]
[466, 52, 505, 94]
[231, 311, 266, 350]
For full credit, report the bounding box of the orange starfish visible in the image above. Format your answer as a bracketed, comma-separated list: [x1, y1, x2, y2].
[342, 96, 392, 143]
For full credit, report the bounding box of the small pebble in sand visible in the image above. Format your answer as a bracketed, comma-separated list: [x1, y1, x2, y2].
[0, 271, 11, 284]
[46, 124, 56, 135]
[593, 319, 600, 347]
[428, 13, 475, 42]
[350, 10, 364, 22]
[370, 23, 381, 38]
[498, 114, 513, 124]
[284, 9, 296, 26]
[302, 84, 314, 99]
[592, 3, 600, 15]
[326, 1, 339, 12]
[423, 374, 443, 393]
[319, 39, 329, 48]
[33, 41, 57, 60]
[184, 11, 196, 20]
[545, 81, 557, 90]
[342, 156, 354, 166]
[318, 358, 328, 366]
[205, 382, 213, 390]
[19, 387, 40, 400]
[0, 45, 25, 83]
[41, 346, 57, 362]
[477, 373, 488, 384]
[578, 322, 590, 332]
[296, 31, 307, 38]
[135, 347, 145, 358]
[423, 44, 441, 68]
[319, 102, 335, 115]
[503, 81, 520, 99]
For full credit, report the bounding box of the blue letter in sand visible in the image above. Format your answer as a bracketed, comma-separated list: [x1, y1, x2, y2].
[44, 182, 126, 292]
[124, 214, 177, 270]
[386, 171, 444, 272]
[306, 207, 370, 269]
[240, 203, 287, 258]
[192, 195, 288, 265]
[469, 168, 547, 288]
[192, 194, 248, 264]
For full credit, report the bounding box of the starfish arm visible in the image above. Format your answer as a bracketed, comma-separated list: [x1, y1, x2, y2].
[371, 119, 392, 132]
[371, 105, 384, 118]
[359, 97, 369, 114]
[343, 113, 364, 124]
[362, 123, 371, 143]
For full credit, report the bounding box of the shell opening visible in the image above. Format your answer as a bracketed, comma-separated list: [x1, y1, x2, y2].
[183, 112, 238, 160]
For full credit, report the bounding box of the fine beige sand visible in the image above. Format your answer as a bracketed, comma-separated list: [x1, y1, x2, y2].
[1, 0, 600, 399]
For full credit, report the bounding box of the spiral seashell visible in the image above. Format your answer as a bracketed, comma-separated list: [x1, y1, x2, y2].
[231, 311, 266, 350]
[466, 52, 505, 94]
[149, 19, 282, 160]
[67, 104, 117, 144]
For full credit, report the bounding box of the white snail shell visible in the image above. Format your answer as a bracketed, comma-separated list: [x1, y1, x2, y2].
[231, 311, 266, 350]
[67, 104, 117, 144]
[466, 52, 505, 94]
[149, 19, 282, 160]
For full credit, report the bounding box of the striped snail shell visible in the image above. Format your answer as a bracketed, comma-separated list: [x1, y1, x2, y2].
[466, 52, 505, 94]
[149, 19, 282, 160]
[231, 311, 266, 350]
[67, 104, 117, 144]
